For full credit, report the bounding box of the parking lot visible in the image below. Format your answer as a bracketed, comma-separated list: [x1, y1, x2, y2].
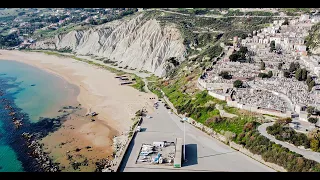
[119, 101, 275, 172]
[135, 142, 176, 166]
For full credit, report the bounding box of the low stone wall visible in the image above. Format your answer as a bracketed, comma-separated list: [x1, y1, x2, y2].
[227, 99, 291, 118]
[198, 79, 233, 91]
[111, 118, 142, 172]
[229, 142, 287, 172]
[208, 91, 228, 101]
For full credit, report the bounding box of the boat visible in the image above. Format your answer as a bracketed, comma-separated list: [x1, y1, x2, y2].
[91, 112, 98, 116]
[140, 151, 154, 156]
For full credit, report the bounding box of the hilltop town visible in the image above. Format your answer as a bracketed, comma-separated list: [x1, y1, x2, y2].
[0, 8, 138, 49]
[199, 13, 320, 127]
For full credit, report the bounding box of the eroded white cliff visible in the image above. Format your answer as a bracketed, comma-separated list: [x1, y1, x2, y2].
[31, 14, 186, 76]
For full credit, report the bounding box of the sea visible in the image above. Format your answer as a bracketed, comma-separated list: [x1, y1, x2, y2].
[0, 60, 79, 172]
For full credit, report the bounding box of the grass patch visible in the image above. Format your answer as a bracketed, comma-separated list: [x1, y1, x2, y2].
[130, 75, 145, 92]
[223, 104, 239, 115]
[210, 116, 254, 135]
[146, 74, 159, 82]
[262, 114, 278, 118]
[157, 65, 226, 123]
[148, 81, 163, 98]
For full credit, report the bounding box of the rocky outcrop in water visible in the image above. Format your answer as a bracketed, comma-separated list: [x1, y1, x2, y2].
[30, 14, 186, 77]
[22, 133, 60, 172]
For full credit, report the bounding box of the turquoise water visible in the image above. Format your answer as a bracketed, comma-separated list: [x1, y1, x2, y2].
[0, 118, 24, 172]
[0, 60, 79, 172]
[0, 60, 78, 122]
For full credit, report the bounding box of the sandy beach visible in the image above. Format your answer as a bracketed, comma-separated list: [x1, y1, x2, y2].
[0, 50, 157, 171]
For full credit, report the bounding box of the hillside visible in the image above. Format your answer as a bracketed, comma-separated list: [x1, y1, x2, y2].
[306, 23, 320, 55]
[30, 13, 186, 77]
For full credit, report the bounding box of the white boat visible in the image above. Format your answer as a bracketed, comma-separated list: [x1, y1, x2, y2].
[140, 151, 154, 156]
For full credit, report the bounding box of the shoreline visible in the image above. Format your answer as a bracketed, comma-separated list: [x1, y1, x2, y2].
[0, 49, 157, 171]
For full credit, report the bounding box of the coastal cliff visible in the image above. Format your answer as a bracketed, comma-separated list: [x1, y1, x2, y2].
[30, 14, 186, 77]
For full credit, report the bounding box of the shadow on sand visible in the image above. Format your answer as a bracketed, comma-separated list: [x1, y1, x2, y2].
[183, 144, 198, 167]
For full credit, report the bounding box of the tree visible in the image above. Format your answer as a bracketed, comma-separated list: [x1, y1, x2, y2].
[238, 47, 248, 60]
[267, 71, 273, 78]
[307, 106, 316, 114]
[308, 117, 318, 124]
[260, 61, 266, 70]
[283, 70, 291, 78]
[282, 18, 289, 25]
[277, 117, 292, 125]
[258, 73, 269, 78]
[233, 80, 243, 88]
[229, 53, 239, 62]
[306, 75, 313, 85]
[310, 138, 320, 152]
[278, 63, 283, 70]
[270, 40, 276, 52]
[295, 68, 303, 81]
[295, 62, 300, 70]
[240, 34, 248, 39]
[289, 62, 300, 72]
[289, 62, 295, 72]
[301, 68, 308, 81]
[219, 71, 232, 79]
[308, 80, 315, 91]
[239, 46, 248, 54]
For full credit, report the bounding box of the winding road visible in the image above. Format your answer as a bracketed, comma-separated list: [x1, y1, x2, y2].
[146, 9, 300, 19]
[258, 122, 320, 163]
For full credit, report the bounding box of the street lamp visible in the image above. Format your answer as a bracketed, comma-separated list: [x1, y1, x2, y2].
[182, 117, 187, 162]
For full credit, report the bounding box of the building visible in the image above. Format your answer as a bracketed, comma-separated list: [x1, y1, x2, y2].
[295, 103, 307, 114]
[302, 56, 320, 77]
[296, 45, 307, 52]
[300, 14, 310, 22]
[299, 111, 308, 122]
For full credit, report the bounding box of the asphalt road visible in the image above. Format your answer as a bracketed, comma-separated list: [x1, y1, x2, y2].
[120, 102, 275, 172]
[258, 122, 320, 163]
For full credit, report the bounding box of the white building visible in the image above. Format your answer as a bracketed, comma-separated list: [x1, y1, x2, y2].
[311, 15, 320, 23]
[295, 45, 307, 52]
[301, 56, 320, 77]
[300, 14, 310, 22]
